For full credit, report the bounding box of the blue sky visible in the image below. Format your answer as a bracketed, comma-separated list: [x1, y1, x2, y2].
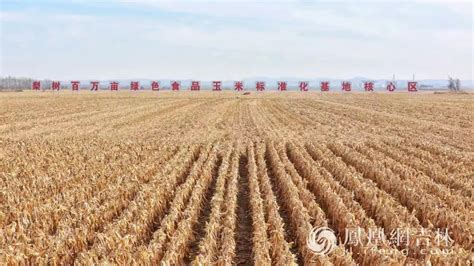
[1, 0, 472, 80]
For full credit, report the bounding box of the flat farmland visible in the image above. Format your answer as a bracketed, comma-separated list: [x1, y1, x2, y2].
[0, 91, 472, 265]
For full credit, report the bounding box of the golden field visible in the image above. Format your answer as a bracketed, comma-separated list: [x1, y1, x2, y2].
[0, 91, 472, 265]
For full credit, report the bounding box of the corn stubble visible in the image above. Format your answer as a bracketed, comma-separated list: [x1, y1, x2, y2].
[0, 92, 472, 265]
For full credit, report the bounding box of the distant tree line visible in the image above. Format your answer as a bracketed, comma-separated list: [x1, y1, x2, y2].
[0, 76, 38, 90]
[448, 77, 461, 92]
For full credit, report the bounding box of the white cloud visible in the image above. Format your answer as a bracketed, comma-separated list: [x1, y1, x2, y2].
[1, 1, 472, 80]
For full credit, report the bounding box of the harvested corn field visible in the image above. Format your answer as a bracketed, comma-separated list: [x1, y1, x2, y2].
[0, 91, 473, 265]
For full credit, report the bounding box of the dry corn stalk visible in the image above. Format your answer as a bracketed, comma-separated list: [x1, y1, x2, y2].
[1, 92, 472, 265]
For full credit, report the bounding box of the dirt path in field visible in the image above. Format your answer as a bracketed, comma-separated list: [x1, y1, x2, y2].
[234, 155, 254, 265]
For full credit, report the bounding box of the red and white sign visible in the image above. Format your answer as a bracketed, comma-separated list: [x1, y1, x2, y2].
[71, 81, 80, 91]
[321, 82, 330, 91]
[90, 81, 99, 91]
[171, 81, 180, 91]
[130, 81, 139, 91]
[299, 81, 309, 92]
[51, 81, 61, 91]
[386, 82, 396, 92]
[28, 78, 423, 95]
[110, 82, 119, 91]
[32, 81, 41, 90]
[342, 81, 351, 92]
[278, 81, 287, 91]
[212, 81, 222, 91]
[408, 81, 417, 92]
[190, 81, 200, 91]
[151, 81, 160, 91]
[364, 81, 374, 92]
[234, 81, 244, 91]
